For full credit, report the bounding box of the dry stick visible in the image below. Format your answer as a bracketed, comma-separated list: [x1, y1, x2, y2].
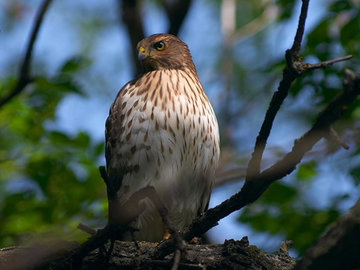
[0, 0, 53, 108]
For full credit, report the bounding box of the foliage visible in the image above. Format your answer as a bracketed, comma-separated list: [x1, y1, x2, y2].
[0, 57, 106, 247]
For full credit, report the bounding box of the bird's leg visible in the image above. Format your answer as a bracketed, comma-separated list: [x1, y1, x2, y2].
[189, 237, 202, 244]
[162, 227, 171, 240]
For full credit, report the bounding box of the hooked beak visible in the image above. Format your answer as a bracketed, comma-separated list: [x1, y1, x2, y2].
[138, 46, 148, 61]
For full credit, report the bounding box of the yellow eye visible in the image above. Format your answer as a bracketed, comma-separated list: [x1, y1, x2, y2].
[153, 41, 165, 51]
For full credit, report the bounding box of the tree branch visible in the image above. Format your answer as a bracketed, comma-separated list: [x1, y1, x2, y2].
[303, 55, 353, 71]
[290, 0, 309, 55]
[117, 0, 145, 75]
[117, 0, 193, 76]
[155, 69, 360, 259]
[161, 0, 193, 36]
[245, 0, 352, 180]
[0, 0, 53, 109]
[245, 0, 309, 179]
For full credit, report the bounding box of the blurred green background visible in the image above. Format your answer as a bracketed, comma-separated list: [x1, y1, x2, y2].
[0, 0, 359, 256]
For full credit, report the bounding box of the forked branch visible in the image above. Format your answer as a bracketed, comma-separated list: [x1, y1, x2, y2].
[246, 0, 351, 179]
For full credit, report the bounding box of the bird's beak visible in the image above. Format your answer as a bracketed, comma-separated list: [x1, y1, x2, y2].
[138, 46, 148, 61]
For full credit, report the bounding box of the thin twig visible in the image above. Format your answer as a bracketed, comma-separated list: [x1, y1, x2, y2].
[0, 0, 53, 108]
[291, 0, 310, 54]
[325, 127, 349, 150]
[304, 55, 353, 71]
[77, 223, 97, 235]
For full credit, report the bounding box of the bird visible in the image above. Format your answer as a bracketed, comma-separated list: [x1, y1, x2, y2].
[105, 33, 220, 241]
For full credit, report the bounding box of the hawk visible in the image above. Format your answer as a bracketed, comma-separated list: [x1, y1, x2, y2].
[105, 33, 220, 241]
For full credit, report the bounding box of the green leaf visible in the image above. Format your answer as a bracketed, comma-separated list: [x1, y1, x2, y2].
[296, 161, 317, 181]
[60, 56, 91, 74]
[260, 182, 298, 205]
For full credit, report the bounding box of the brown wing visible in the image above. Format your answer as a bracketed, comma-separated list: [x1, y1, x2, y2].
[105, 80, 137, 199]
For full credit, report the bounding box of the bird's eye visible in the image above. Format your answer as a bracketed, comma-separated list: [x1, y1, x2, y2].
[153, 41, 166, 51]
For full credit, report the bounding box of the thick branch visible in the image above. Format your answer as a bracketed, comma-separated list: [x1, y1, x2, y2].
[0, 237, 295, 269]
[0, 0, 53, 108]
[118, 0, 145, 75]
[161, 0, 193, 36]
[118, 0, 192, 76]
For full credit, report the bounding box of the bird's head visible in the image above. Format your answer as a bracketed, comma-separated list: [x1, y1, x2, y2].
[137, 33, 196, 73]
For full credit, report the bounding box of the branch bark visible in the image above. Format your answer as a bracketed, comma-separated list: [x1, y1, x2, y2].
[161, 0, 193, 36]
[245, 0, 310, 179]
[0, 237, 296, 269]
[245, 0, 352, 180]
[117, 0, 145, 75]
[118, 0, 193, 76]
[0, 0, 53, 109]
